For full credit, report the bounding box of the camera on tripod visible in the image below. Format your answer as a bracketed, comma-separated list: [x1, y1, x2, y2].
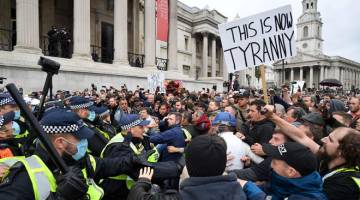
[0, 77, 6, 84]
[38, 57, 60, 74]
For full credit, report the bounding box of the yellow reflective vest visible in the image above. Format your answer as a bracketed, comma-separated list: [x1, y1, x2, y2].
[100, 133, 159, 189]
[0, 155, 104, 200]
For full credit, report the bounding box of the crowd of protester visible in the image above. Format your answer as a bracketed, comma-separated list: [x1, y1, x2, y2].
[0, 82, 360, 200]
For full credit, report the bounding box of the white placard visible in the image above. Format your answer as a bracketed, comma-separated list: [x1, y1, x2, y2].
[147, 73, 166, 93]
[219, 5, 296, 72]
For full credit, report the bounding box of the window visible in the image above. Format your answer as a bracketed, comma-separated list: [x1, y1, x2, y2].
[306, 3, 309, 9]
[317, 26, 320, 37]
[303, 26, 309, 38]
[184, 36, 189, 51]
[311, 2, 314, 8]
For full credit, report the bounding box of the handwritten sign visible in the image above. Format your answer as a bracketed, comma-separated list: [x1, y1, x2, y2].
[219, 5, 296, 72]
[147, 73, 166, 94]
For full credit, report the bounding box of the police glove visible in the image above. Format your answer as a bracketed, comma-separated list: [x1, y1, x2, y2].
[56, 166, 88, 200]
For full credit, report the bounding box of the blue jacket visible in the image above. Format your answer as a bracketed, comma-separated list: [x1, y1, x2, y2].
[180, 173, 247, 200]
[243, 171, 328, 200]
[149, 124, 185, 162]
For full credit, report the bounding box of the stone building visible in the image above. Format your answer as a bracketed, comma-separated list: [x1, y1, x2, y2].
[0, 0, 228, 92]
[273, 0, 360, 90]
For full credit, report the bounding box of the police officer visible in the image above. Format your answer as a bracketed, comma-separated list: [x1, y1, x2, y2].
[91, 106, 117, 140]
[0, 93, 31, 153]
[0, 111, 22, 158]
[68, 96, 109, 157]
[100, 114, 157, 199]
[0, 109, 147, 200]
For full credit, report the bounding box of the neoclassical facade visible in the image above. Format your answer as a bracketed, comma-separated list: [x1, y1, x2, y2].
[273, 0, 360, 90]
[0, 0, 228, 92]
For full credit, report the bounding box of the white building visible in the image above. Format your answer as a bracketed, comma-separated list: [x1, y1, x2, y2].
[273, 0, 360, 90]
[0, 0, 228, 93]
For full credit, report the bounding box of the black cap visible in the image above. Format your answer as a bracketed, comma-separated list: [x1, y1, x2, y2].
[301, 112, 325, 126]
[185, 135, 227, 177]
[263, 142, 317, 176]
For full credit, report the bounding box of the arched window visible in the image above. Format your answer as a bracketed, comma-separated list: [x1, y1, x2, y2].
[306, 3, 309, 9]
[311, 2, 314, 8]
[317, 26, 320, 37]
[303, 26, 309, 38]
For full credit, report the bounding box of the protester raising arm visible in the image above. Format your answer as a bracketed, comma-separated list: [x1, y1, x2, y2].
[263, 105, 320, 154]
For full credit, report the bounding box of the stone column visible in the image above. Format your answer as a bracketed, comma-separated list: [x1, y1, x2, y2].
[191, 36, 197, 78]
[14, 0, 41, 53]
[72, 0, 91, 59]
[168, 0, 178, 71]
[211, 37, 216, 77]
[222, 49, 228, 81]
[202, 32, 208, 77]
[144, 0, 156, 68]
[113, 0, 128, 64]
[299, 67, 303, 81]
[320, 65, 324, 81]
[290, 68, 294, 81]
[309, 66, 314, 88]
[132, 0, 140, 53]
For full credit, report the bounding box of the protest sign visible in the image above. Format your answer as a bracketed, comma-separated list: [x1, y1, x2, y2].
[219, 5, 296, 72]
[147, 73, 166, 93]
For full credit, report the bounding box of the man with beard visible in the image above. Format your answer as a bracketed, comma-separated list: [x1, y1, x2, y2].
[0, 109, 144, 200]
[263, 105, 360, 200]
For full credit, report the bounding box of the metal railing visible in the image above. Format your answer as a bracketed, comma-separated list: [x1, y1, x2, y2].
[91, 45, 113, 64]
[128, 52, 145, 68]
[156, 57, 168, 71]
[0, 28, 15, 51]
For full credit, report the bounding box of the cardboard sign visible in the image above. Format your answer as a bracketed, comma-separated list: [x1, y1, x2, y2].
[147, 73, 166, 94]
[219, 5, 296, 72]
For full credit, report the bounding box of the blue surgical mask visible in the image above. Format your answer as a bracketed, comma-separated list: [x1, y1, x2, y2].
[14, 110, 21, 120]
[87, 111, 96, 122]
[12, 121, 21, 135]
[64, 139, 88, 161]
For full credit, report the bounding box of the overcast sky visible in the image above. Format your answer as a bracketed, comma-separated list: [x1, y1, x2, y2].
[180, 0, 360, 63]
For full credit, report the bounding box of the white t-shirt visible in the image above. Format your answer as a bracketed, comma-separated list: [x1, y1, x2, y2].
[219, 132, 264, 171]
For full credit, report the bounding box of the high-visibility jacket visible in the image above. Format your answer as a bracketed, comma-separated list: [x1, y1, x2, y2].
[0, 155, 104, 200]
[323, 167, 360, 190]
[100, 133, 159, 189]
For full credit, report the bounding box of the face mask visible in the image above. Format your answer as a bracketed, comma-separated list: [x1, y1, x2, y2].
[87, 111, 96, 122]
[14, 110, 21, 120]
[12, 121, 21, 135]
[64, 138, 88, 161]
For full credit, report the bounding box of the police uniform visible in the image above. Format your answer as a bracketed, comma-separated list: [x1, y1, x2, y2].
[69, 96, 109, 157]
[0, 109, 144, 200]
[100, 114, 160, 200]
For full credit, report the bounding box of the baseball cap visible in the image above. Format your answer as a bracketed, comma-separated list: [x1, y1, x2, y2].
[263, 142, 317, 176]
[301, 112, 325, 126]
[212, 112, 236, 127]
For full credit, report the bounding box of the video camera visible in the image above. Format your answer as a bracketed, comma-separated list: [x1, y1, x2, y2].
[38, 57, 60, 74]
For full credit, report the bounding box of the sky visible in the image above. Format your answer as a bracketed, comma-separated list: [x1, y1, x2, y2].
[180, 0, 360, 63]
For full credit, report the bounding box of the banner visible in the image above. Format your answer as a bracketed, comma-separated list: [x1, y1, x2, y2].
[219, 5, 296, 72]
[147, 73, 166, 93]
[156, 0, 169, 42]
